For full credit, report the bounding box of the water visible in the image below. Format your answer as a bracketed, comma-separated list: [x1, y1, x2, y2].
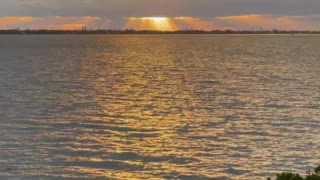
[0, 35, 319, 179]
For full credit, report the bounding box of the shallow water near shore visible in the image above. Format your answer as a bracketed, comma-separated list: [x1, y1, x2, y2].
[0, 35, 319, 179]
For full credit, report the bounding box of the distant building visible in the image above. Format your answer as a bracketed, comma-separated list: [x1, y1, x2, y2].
[81, 26, 87, 31]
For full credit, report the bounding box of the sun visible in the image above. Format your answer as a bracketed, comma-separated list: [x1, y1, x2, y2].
[126, 17, 178, 31]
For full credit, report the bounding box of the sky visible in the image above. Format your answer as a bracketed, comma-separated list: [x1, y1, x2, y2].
[1, 0, 320, 31]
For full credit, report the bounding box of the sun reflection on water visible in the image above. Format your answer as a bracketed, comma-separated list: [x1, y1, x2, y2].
[1, 35, 320, 179]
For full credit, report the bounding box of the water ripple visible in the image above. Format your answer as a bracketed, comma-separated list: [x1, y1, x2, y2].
[0, 35, 320, 179]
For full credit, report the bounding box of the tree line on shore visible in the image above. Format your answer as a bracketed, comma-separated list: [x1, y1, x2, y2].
[269, 165, 320, 180]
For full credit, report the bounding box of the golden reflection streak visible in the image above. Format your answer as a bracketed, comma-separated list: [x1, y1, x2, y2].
[61, 38, 227, 179]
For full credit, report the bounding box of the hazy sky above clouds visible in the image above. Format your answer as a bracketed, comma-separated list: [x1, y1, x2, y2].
[1, 0, 320, 17]
[1, 0, 320, 30]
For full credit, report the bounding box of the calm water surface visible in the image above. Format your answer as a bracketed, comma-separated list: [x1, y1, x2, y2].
[0, 35, 319, 179]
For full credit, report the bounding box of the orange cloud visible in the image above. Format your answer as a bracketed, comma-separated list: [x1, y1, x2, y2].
[1, 15, 320, 31]
[0, 16, 110, 30]
[0, 17, 37, 28]
[216, 15, 283, 29]
[125, 15, 320, 31]
[215, 14, 320, 30]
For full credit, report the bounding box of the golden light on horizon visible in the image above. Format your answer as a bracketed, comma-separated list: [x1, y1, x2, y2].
[56, 23, 87, 30]
[140, 17, 167, 22]
[126, 17, 178, 31]
[174, 17, 215, 31]
[125, 17, 215, 31]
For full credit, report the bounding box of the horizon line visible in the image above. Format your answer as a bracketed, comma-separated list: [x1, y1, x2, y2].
[1, 29, 320, 35]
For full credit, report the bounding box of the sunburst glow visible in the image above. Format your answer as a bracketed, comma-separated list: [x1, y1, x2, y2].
[125, 17, 215, 31]
[126, 17, 178, 31]
[140, 17, 167, 22]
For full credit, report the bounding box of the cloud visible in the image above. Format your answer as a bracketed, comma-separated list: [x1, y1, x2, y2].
[0, 16, 111, 30]
[215, 14, 320, 30]
[1, 15, 320, 31]
[0, 17, 37, 28]
[122, 15, 320, 31]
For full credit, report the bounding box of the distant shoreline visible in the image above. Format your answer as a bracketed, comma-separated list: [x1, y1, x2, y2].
[1, 29, 320, 35]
